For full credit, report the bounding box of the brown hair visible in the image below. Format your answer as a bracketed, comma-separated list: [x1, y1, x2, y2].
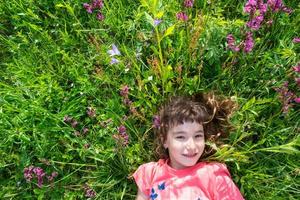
[154, 92, 237, 160]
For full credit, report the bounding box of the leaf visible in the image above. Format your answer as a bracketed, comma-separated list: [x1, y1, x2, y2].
[162, 24, 175, 40]
[139, 0, 149, 8]
[144, 12, 154, 27]
[241, 97, 256, 111]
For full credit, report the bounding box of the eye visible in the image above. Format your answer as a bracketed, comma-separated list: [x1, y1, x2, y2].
[195, 134, 203, 139]
[175, 136, 185, 140]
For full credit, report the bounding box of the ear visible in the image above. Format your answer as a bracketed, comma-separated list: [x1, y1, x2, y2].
[163, 143, 168, 149]
[161, 136, 168, 149]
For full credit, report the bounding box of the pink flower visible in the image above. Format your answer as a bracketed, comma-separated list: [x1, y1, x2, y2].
[47, 172, 58, 182]
[92, 0, 104, 9]
[258, 1, 267, 14]
[120, 85, 129, 97]
[274, 82, 296, 114]
[244, 0, 257, 13]
[226, 34, 240, 52]
[24, 166, 34, 182]
[63, 115, 72, 123]
[282, 6, 293, 14]
[84, 184, 96, 198]
[71, 120, 78, 128]
[114, 125, 129, 146]
[184, 0, 194, 8]
[87, 107, 96, 118]
[83, 3, 93, 14]
[266, 20, 273, 25]
[292, 64, 300, 73]
[83, 127, 89, 135]
[74, 131, 81, 136]
[33, 167, 46, 188]
[123, 98, 132, 106]
[176, 12, 188, 21]
[294, 97, 300, 103]
[118, 125, 126, 134]
[244, 31, 254, 53]
[267, 0, 283, 12]
[293, 37, 300, 43]
[96, 12, 105, 21]
[247, 15, 264, 30]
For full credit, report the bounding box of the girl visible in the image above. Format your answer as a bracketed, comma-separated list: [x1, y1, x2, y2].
[133, 93, 244, 200]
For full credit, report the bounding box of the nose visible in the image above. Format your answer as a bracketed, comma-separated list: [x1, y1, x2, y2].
[185, 138, 196, 151]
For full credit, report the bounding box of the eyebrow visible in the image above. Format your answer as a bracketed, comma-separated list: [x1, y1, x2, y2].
[173, 130, 204, 135]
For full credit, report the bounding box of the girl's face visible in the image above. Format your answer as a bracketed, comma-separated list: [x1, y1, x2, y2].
[164, 121, 205, 170]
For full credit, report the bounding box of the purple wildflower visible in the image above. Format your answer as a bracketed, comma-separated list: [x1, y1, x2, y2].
[84, 185, 96, 198]
[123, 98, 132, 106]
[33, 167, 46, 188]
[226, 34, 240, 52]
[274, 82, 296, 114]
[74, 131, 81, 137]
[154, 19, 162, 26]
[47, 172, 58, 182]
[247, 14, 264, 30]
[267, 0, 282, 12]
[130, 106, 137, 114]
[118, 125, 126, 134]
[96, 12, 105, 21]
[24, 166, 34, 182]
[244, 31, 254, 53]
[184, 0, 194, 8]
[63, 115, 72, 123]
[281, 6, 292, 14]
[87, 107, 96, 118]
[84, 143, 90, 149]
[152, 115, 161, 128]
[176, 12, 188, 21]
[114, 125, 129, 146]
[120, 85, 129, 97]
[257, 1, 268, 14]
[92, 0, 104, 9]
[293, 37, 300, 43]
[51, 172, 58, 178]
[71, 120, 78, 128]
[83, 127, 89, 135]
[107, 44, 121, 57]
[110, 57, 119, 64]
[244, 0, 257, 13]
[83, 3, 93, 14]
[266, 20, 273, 25]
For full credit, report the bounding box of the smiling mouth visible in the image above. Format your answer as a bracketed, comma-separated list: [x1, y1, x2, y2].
[183, 153, 198, 158]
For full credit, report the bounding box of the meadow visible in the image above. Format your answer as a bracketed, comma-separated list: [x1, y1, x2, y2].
[0, 0, 299, 199]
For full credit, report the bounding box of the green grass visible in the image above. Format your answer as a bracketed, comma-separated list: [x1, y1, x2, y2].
[1, 0, 299, 199]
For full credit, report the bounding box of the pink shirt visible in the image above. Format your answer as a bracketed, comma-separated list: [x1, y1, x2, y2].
[133, 159, 244, 200]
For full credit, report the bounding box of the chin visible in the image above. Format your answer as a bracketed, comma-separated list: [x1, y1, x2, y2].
[182, 159, 198, 167]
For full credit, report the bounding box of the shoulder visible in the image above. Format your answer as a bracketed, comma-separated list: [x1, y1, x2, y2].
[204, 162, 245, 200]
[134, 159, 164, 175]
[201, 162, 230, 176]
[133, 159, 167, 180]
[133, 160, 166, 197]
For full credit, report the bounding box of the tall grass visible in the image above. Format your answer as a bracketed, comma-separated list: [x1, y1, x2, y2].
[0, 0, 299, 199]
